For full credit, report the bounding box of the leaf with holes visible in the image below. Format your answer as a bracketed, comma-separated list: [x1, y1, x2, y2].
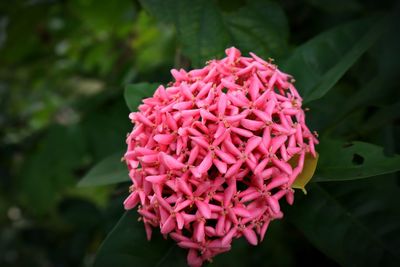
[125, 83, 159, 112]
[78, 151, 128, 187]
[313, 139, 400, 182]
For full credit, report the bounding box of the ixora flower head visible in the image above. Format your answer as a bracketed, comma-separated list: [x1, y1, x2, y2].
[123, 47, 318, 267]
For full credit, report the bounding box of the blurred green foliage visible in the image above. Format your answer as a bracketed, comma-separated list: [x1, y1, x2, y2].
[1, 0, 399, 266]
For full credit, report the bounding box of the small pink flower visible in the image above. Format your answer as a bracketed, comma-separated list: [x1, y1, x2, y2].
[124, 47, 318, 266]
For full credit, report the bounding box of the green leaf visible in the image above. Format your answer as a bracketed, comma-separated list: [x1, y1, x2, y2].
[288, 180, 400, 266]
[78, 151, 128, 187]
[305, 0, 363, 14]
[140, 0, 289, 66]
[174, 0, 231, 66]
[19, 125, 87, 214]
[313, 139, 400, 182]
[138, 0, 176, 24]
[360, 101, 400, 133]
[94, 210, 187, 267]
[124, 82, 159, 112]
[223, 0, 289, 60]
[283, 16, 387, 103]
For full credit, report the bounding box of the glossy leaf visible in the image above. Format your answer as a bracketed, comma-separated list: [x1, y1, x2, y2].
[140, 0, 288, 66]
[124, 82, 158, 112]
[94, 210, 186, 267]
[313, 139, 400, 182]
[291, 153, 319, 193]
[283, 16, 387, 103]
[223, 0, 289, 60]
[78, 151, 128, 187]
[288, 180, 400, 266]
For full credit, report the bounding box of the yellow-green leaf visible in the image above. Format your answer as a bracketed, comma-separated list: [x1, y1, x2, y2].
[291, 153, 319, 194]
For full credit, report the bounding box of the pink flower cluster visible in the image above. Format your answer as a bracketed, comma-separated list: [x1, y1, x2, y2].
[123, 47, 318, 266]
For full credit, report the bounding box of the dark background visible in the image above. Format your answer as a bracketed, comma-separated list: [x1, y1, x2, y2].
[1, 0, 399, 266]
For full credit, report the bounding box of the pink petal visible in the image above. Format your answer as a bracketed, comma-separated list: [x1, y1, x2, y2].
[213, 158, 227, 174]
[225, 160, 243, 178]
[216, 216, 226, 236]
[227, 93, 248, 107]
[224, 181, 237, 205]
[165, 112, 178, 130]
[214, 122, 226, 139]
[262, 127, 271, 148]
[248, 76, 260, 101]
[193, 152, 213, 177]
[173, 101, 193, 110]
[144, 222, 152, 241]
[208, 238, 230, 249]
[204, 226, 216, 237]
[225, 112, 248, 123]
[188, 145, 200, 165]
[174, 199, 192, 212]
[240, 191, 261, 202]
[243, 228, 258, 246]
[177, 178, 193, 196]
[240, 119, 264, 131]
[171, 68, 187, 81]
[190, 136, 209, 149]
[286, 189, 295, 205]
[179, 241, 201, 249]
[194, 220, 205, 242]
[180, 83, 193, 99]
[200, 109, 218, 121]
[187, 249, 203, 267]
[232, 206, 251, 217]
[215, 149, 236, 164]
[176, 212, 185, 229]
[221, 227, 237, 246]
[266, 175, 289, 191]
[231, 127, 253, 137]
[195, 200, 211, 219]
[145, 175, 167, 184]
[223, 139, 242, 157]
[260, 220, 270, 241]
[267, 196, 280, 214]
[245, 136, 262, 154]
[271, 157, 292, 175]
[138, 209, 157, 221]
[123, 192, 139, 210]
[271, 135, 288, 154]
[161, 153, 186, 170]
[254, 157, 269, 176]
[161, 215, 176, 234]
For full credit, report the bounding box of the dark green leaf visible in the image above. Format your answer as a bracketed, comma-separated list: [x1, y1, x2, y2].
[138, 0, 176, 24]
[124, 82, 159, 112]
[140, 0, 289, 66]
[313, 139, 400, 182]
[360, 101, 400, 133]
[305, 0, 363, 14]
[288, 180, 400, 266]
[223, 0, 289, 60]
[78, 151, 128, 187]
[19, 125, 87, 214]
[283, 16, 387, 103]
[174, 0, 231, 66]
[94, 210, 187, 267]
